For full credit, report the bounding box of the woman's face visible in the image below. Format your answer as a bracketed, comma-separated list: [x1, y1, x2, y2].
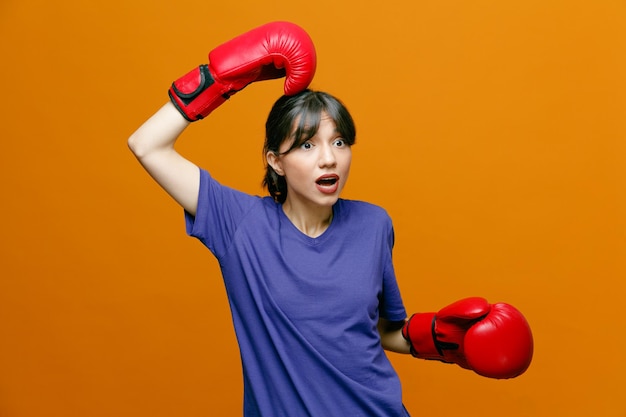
[267, 112, 352, 210]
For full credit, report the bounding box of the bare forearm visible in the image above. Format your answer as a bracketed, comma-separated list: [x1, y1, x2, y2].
[378, 319, 411, 354]
[128, 102, 190, 158]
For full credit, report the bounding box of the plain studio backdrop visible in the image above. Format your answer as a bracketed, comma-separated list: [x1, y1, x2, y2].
[0, 0, 624, 416]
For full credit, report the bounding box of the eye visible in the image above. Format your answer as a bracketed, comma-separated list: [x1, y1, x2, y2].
[300, 141, 313, 150]
[333, 138, 347, 147]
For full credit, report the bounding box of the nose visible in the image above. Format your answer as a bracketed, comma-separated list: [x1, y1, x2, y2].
[318, 143, 337, 168]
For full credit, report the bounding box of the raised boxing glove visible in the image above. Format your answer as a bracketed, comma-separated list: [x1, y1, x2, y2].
[402, 297, 533, 379]
[169, 21, 317, 121]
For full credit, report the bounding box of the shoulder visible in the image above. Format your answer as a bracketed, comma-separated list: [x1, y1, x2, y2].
[338, 198, 390, 218]
[199, 168, 268, 206]
[196, 168, 274, 225]
[336, 199, 393, 228]
[334, 199, 395, 250]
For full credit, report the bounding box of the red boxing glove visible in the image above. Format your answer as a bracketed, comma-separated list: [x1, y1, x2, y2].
[169, 21, 317, 121]
[402, 297, 533, 379]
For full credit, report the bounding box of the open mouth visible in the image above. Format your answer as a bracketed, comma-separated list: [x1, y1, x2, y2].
[316, 176, 338, 186]
[315, 174, 340, 194]
[316, 174, 339, 186]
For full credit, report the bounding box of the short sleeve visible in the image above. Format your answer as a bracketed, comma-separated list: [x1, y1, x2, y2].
[184, 169, 260, 259]
[379, 224, 407, 321]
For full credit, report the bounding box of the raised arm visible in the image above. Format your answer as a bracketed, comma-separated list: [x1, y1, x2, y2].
[128, 21, 317, 215]
[128, 103, 198, 214]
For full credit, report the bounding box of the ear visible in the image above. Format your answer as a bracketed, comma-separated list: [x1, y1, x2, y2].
[266, 151, 284, 176]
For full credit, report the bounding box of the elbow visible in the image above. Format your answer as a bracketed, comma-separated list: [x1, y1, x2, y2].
[127, 132, 142, 157]
[127, 102, 188, 159]
[127, 131, 150, 160]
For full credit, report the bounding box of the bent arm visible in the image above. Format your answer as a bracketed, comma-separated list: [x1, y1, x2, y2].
[127, 22, 316, 218]
[378, 318, 411, 354]
[128, 102, 200, 216]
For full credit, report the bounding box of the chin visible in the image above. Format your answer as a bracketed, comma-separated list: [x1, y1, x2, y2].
[318, 194, 341, 207]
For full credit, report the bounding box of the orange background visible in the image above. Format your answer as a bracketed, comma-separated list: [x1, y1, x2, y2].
[1, 0, 625, 416]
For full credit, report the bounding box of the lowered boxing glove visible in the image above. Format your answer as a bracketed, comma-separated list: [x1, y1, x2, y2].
[169, 21, 317, 121]
[402, 297, 533, 379]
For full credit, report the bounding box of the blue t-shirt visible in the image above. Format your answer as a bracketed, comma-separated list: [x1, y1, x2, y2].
[186, 169, 410, 417]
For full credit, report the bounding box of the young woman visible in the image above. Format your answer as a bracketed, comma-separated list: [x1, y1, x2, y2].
[128, 21, 533, 417]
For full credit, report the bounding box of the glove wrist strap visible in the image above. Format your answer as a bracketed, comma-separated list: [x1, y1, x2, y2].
[403, 313, 440, 359]
[168, 65, 229, 121]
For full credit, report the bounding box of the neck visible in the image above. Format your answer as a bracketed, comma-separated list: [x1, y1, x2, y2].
[282, 200, 334, 238]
